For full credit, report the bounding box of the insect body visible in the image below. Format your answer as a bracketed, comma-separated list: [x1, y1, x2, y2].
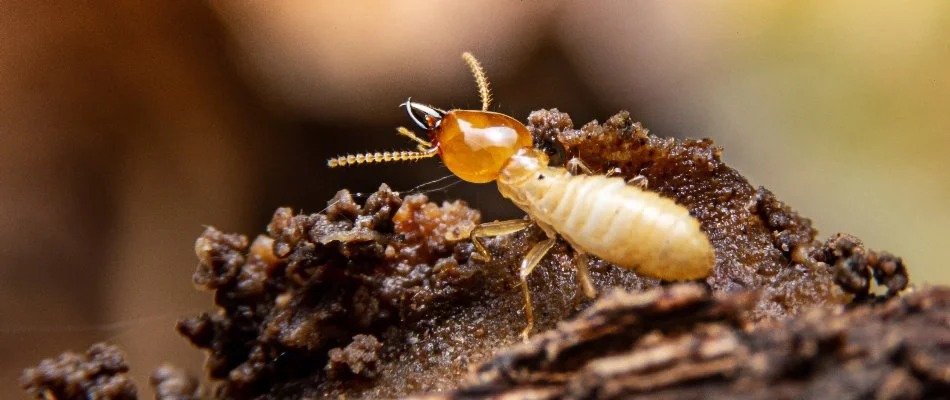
[328, 53, 715, 340]
[498, 150, 714, 280]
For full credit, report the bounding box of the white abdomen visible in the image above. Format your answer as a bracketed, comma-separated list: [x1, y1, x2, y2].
[498, 165, 714, 281]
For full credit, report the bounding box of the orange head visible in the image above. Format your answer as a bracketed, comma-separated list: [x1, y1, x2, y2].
[327, 52, 534, 184]
[405, 103, 533, 183]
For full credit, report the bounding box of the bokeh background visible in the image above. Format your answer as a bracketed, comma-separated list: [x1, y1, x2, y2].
[2, 1, 948, 396]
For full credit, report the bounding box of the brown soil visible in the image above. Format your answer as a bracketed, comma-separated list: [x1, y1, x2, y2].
[22, 110, 919, 399]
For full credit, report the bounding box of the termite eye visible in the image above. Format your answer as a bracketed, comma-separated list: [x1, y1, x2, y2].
[436, 110, 533, 183]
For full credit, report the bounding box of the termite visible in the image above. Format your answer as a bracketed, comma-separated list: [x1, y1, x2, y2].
[327, 52, 715, 340]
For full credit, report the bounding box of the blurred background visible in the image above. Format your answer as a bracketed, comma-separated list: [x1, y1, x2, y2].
[2, 1, 948, 396]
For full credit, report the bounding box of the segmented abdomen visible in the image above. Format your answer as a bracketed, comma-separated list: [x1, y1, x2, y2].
[511, 168, 714, 280]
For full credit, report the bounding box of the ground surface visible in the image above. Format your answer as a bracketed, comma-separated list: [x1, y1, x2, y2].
[22, 110, 921, 399]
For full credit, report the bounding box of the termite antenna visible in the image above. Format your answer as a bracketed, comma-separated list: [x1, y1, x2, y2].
[462, 52, 492, 111]
[327, 147, 438, 168]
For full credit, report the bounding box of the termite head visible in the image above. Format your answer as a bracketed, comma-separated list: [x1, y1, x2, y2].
[327, 52, 534, 184]
[411, 104, 533, 184]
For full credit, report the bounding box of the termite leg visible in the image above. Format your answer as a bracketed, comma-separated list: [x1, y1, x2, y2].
[470, 219, 532, 262]
[628, 175, 649, 189]
[396, 126, 433, 147]
[566, 157, 593, 176]
[519, 237, 557, 341]
[604, 167, 623, 177]
[574, 252, 597, 299]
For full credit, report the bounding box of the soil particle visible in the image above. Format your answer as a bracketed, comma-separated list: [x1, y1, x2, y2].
[811, 233, 910, 301]
[150, 364, 203, 400]
[20, 343, 137, 400]
[326, 334, 384, 379]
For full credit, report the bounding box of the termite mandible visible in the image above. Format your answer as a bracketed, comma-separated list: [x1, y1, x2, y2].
[327, 52, 715, 340]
